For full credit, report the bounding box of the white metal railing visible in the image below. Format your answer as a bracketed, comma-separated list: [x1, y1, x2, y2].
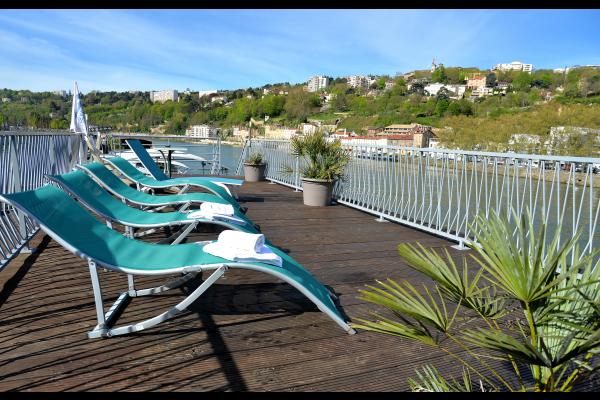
[0, 131, 86, 271]
[238, 138, 600, 257]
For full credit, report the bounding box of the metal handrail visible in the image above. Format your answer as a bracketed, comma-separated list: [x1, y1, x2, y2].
[0, 132, 87, 271]
[240, 138, 600, 258]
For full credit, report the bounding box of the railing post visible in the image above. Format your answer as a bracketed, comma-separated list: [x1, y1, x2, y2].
[8, 136, 34, 254]
[294, 155, 300, 192]
[48, 136, 56, 175]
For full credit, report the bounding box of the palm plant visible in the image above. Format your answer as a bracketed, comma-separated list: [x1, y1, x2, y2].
[287, 132, 350, 181]
[352, 211, 599, 392]
[245, 151, 264, 165]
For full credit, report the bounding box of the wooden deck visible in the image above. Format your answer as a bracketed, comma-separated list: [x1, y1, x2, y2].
[0, 180, 593, 391]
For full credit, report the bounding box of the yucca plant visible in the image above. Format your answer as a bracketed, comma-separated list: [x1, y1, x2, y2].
[245, 151, 264, 165]
[287, 132, 350, 181]
[352, 210, 599, 392]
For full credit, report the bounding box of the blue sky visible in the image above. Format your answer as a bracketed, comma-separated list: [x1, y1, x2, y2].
[1, 9, 599, 93]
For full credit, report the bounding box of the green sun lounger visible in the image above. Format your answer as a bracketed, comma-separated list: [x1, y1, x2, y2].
[106, 152, 240, 204]
[125, 139, 243, 189]
[77, 162, 246, 215]
[104, 155, 239, 205]
[0, 185, 354, 338]
[47, 170, 260, 245]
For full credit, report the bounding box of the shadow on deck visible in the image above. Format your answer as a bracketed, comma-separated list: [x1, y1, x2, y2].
[0, 180, 569, 391]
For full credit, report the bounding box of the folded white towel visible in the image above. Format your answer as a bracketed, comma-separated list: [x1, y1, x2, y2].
[202, 242, 283, 267]
[200, 202, 235, 216]
[185, 210, 246, 225]
[217, 230, 265, 253]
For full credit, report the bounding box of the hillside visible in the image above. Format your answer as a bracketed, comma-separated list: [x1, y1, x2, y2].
[1, 66, 599, 156]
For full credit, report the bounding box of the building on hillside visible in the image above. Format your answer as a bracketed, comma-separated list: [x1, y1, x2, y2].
[424, 83, 467, 99]
[232, 127, 250, 139]
[185, 124, 218, 138]
[384, 81, 395, 91]
[471, 87, 494, 98]
[366, 126, 384, 135]
[493, 61, 533, 74]
[150, 90, 178, 103]
[378, 124, 436, 147]
[340, 131, 436, 149]
[301, 123, 319, 135]
[428, 136, 441, 149]
[52, 90, 67, 97]
[211, 95, 227, 103]
[307, 75, 331, 92]
[346, 75, 370, 91]
[466, 74, 495, 90]
[198, 90, 218, 98]
[2, 98, 11, 103]
[382, 123, 421, 135]
[264, 125, 299, 139]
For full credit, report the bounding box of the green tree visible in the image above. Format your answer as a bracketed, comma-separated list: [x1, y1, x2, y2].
[512, 72, 533, 92]
[431, 66, 448, 83]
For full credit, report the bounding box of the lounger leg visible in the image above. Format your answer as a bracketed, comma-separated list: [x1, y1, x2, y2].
[125, 226, 134, 239]
[178, 201, 191, 212]
[128, 271, 199, 297]
[155, 222, 197, 245]
[88, 261, 106, 328]
[169, 223, 197, 245]
[95, 266, 227, 338]
[177, 184, 190, 194]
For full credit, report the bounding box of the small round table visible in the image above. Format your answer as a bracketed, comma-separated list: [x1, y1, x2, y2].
[151, 145, 188, 178]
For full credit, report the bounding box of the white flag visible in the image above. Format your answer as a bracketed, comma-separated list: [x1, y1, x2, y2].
[70, 81, 100, 158]
[70, 82, 88, 135]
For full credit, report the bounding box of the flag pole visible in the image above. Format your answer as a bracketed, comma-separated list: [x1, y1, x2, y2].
[71, 81, 102, 162]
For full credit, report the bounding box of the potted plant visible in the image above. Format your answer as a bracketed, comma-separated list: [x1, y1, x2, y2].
[243, 151, 266, 182]
[288, 132, 351, 206]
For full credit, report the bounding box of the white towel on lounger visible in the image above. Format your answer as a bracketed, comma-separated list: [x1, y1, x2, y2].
[200, 230, 282, 267]
[185, 210, 246, 225]
[202, 242, 282, 267]
[217, 230, 265, 252]
[200, 202, 235, 216]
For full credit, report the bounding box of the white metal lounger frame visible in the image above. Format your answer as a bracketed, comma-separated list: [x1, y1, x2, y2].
[0, 198, 355, 338]
[102, 156, 237, 198]
[45, 175, 250, 245]
[75, 164, 201, 212]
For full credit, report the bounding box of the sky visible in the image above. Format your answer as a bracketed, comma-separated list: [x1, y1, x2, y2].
[1, 9, 599, 93]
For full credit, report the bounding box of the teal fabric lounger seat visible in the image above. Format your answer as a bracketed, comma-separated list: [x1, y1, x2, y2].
[77, 162, 246, 214]
[125, 138, 243, 190]
[47, 170, 261, 245]
[104, 155, 240, 205]
[0, 185, 354, 338]
[106, 151, 241, 204]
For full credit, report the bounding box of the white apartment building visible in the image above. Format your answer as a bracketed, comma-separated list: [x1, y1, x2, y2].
[150, 90, 179, 103]
[307, 75, 331, 92]
[424, 83, 467, 99]
[494, 61, 533, 74]
[185, 124, 217, 138]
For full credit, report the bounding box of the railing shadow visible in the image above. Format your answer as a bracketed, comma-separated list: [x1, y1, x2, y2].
[0, 235, 51, 309]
